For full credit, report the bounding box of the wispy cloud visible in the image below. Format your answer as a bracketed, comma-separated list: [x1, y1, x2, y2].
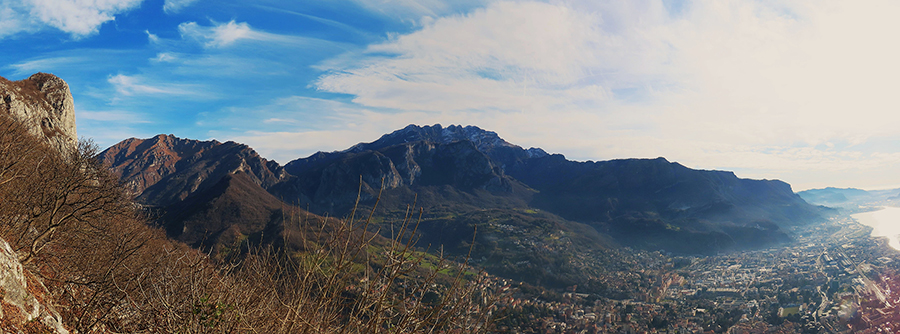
[0, 1, 38, 38]
[349, 0, 487, 24]
[4, 49, 142, 79]
[0, 0, 143, 38]
[145, 30, 159, 43]
[108, 74, 174, 96]
[177, 20, 316, 48]
[202, 96, 433, 163]
[262, 118, 299, 124]
[77, 110, 151, 123]
[141, 23, 355, 79]
[107, 74, 208, 98]
[163, 0, 199, 14]
[151, 52, 178, 63]
[254, 5, 376, 39]
[74, 105, 154, 149]
[6, 56, 88, 76]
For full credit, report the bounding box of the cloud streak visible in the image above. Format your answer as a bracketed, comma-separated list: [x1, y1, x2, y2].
[107, 74, 209, 98]
[163, 0, 199, 14]
[77, 110, 150, 123]
[177, 20, 324, 49]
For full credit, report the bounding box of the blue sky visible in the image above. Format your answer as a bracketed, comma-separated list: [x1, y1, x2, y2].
[2, 0, 899, 191]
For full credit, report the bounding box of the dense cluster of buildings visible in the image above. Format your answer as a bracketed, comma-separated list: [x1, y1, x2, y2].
[488, 215, 900, 333]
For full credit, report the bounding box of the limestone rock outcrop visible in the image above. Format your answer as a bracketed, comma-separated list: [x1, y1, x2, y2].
[0, 73, 77, 154]
[0, 237, 69, 334]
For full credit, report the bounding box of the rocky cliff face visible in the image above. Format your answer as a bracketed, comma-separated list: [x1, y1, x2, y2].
[0, 73, 73, 333]
[0, 217, 69, 334]
[0, 73, 77, 154]
[279, 138, 516, 212]
[98, 134, 287, 207]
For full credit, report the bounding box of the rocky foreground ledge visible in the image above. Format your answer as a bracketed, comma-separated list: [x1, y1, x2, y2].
[0, 237, 68, 333]
[0, 73, 76, 333]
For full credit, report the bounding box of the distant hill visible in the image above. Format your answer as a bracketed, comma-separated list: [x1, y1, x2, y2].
[798, 187, 900, 211]
[505, 155, 816, 252]
[101, 124, 824, 265]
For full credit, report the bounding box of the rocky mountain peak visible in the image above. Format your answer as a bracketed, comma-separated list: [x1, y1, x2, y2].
[344, 124, 542, 154]
[0, 73, 77, 154]
[287, 123, 547, 176]
[99, 135, 285, 207]
[439, 124, 513, 150]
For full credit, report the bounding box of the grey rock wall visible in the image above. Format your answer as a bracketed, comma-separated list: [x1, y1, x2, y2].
[0, 237, 69, 334]
[0, 73, 77, 154]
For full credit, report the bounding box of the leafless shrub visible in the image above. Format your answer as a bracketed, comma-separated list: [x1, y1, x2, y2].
[218, 197, 499, 333]
[0, 115, 130, 265]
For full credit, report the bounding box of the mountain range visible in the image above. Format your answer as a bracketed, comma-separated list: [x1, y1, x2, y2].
[100, 124, 823, 264]
[0, 72, 834, 330]
[798, 187, 900, 212]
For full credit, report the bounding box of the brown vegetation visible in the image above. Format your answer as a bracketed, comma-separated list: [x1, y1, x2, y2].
[0, 113, 498, 333]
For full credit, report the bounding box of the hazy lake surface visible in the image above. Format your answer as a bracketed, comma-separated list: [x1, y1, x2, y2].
[853, 207, 900, 250]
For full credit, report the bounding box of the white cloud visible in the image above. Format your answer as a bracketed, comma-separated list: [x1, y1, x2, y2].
[177, 20, 297, 48]
[174, 20, 333, 49]
[0, 0, 143, 38]
[313, 0, 900, 190]
[109, 74, 170, 96]
[206, 21, 252, 47]
[0, 2, 38, 38]
[152, 52, 177, 62]
[145, 30, 159, 43]
[317, 1, 618, 112]
[163, 0, 199, 14]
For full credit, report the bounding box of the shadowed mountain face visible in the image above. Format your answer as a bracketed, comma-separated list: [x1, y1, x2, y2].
[513, 155, 817, 225]
[160, 172, 287, 252]
[98, 134, 293, 256]
[276, 138, 524, 215]
[505, 155, 817, 252]
[101, 124, 823, 258]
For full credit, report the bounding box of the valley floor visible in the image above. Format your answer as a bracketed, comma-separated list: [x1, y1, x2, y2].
[493, 215, 900, 333]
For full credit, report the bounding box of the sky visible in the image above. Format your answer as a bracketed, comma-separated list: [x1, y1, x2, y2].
[1, 0, 899, 191]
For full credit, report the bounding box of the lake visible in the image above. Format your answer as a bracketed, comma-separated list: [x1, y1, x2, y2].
[852, 207, 900, 251]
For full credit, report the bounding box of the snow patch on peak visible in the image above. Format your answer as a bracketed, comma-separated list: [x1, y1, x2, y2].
[438, 124, 515, 151]
[526, 147, 548, 158]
